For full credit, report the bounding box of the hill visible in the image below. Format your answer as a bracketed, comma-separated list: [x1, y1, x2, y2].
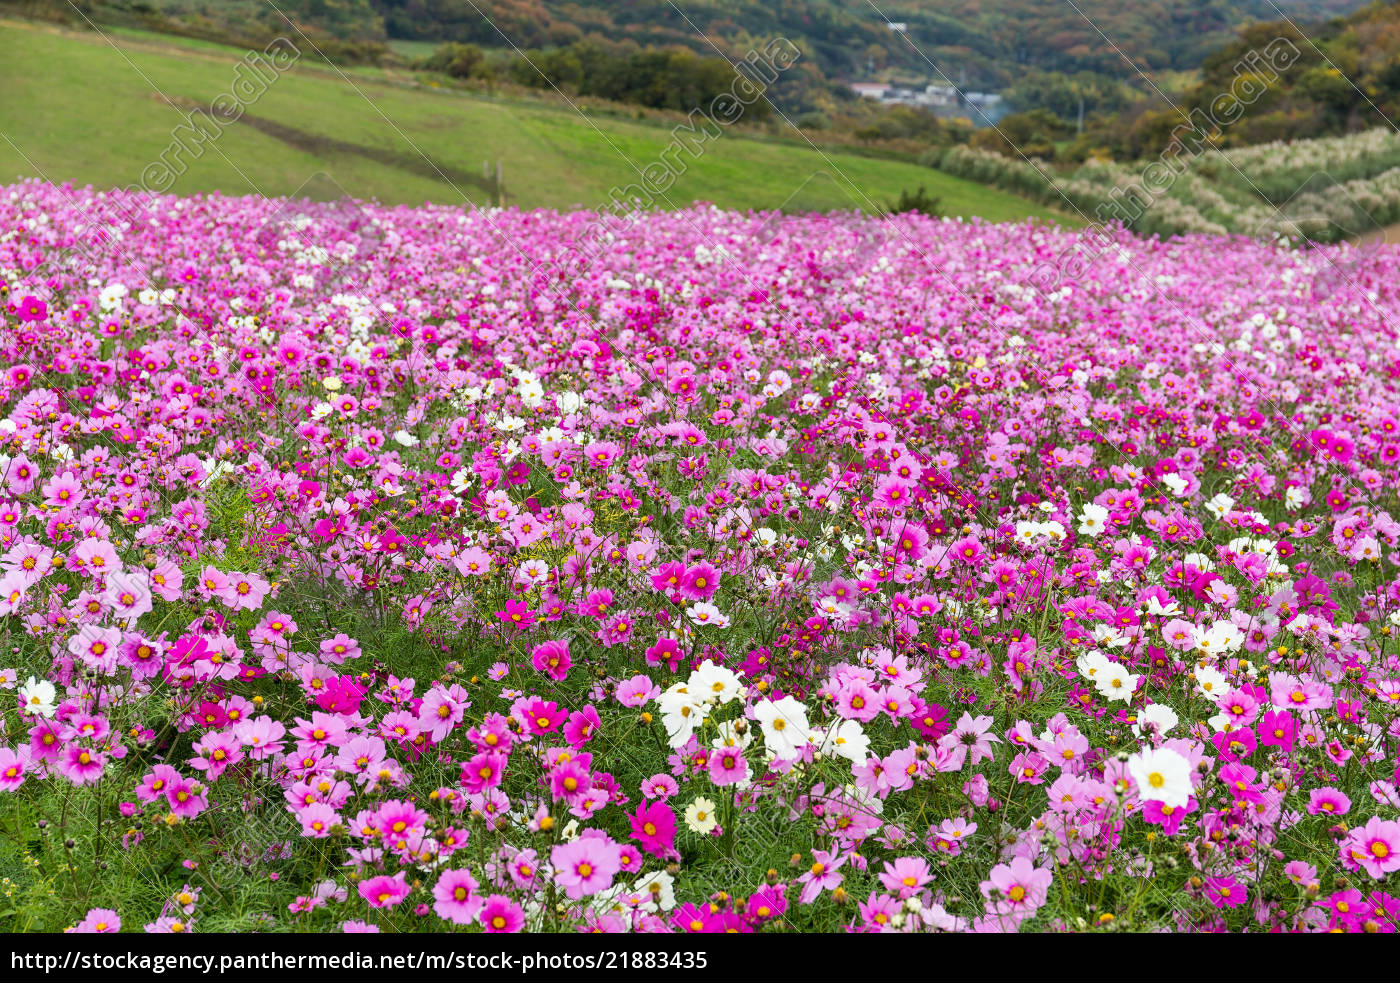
[1116, 0, 1400, 154]
[12, 1, 1370, 91]
[0, 18, 1072, 224]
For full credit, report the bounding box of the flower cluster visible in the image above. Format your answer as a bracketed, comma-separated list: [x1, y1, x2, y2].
[0, 181, 1398, 934]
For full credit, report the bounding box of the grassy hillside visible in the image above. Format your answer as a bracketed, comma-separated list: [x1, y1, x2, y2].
[0, 19, 1074, 224]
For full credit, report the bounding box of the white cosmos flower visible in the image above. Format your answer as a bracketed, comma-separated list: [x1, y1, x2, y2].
[753, 696, 812, 760]
[18, 676, 56, 718]
[708, 720, 754, 753]
[685, 602, 729, 628]
[392, 429, 419, 447]
[1013, 521, 1043, 546]
[514, 560, 550, 586]
[1143, 595, 1181, 617]
[1093, 660, 1140, 703]
[660, 705, 700, 749]
[684, 797, 718, 835]
[1076, 651, 1112, 683]
[1195, 620, 1244, 654]
[816, 719, 870, 763]
[1127, 747, 1193, 808]
[689, 663, 743, 705]
[633, 871, 676, 912]
[1194, 665, 1228, 702]
[1204, 492, 1235, 520]
[814, 596, 854, 621]
[1091, 624, 1129, 649]
[658, 683, 706, 748]
[1131, 703, 1179, 741]
[1077, 503, 1109, 537]
[518, 381, 544, 406]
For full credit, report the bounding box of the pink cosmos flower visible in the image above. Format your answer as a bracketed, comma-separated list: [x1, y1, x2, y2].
[629, 801, 677, 858]
[1307, 787, 1351, 818]
[495, 598, 536, 630]
[479, 895, 525, 933]
[531, 639, 572, 681]
[879, 856, 933, 899]
[148, 560, 184, 602]
[644, 637, 684, 672]
[41, 472, 85, 510]
[859, 891, 902, 931]
[642, 773, 678, 800]
[58, 744, 106, 785]
[708, 747, 749, 787]
[0, 747, 28, 790]
[1204, 876, 1247, 909]
[432, 868, 484, 924]
[218, 571, 270, 611]
[1256, 708, 1295, 751]
[551, 838, 622, 899]
[678, 562, 720, 601]
[1009, 750, 1051, 785]
[68, 908, 120, 933]
[939, 712, 1001, 769]
[298, 802, 341, 838]
[981, 856, 1053, 915]
[359, 872, 411, 908]
[460, 750, 507, 794]
[165, 778, 209, 818]
[615, 675, 660, 707]
[189, 730, 243, 780]
[796, 848, 846, 904]
[520, 697, 565, 735]
[563, 706, 601, 746]
[1341, 817, 1400, 879]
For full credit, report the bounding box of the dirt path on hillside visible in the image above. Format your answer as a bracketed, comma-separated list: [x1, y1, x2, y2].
[185, 100, 499, 198]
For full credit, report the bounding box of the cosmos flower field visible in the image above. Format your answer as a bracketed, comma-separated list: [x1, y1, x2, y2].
[2, 180, 1400, 934]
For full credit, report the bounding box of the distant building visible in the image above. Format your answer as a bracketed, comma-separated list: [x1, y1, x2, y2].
[846, 79, 1005, 126]
[920, 84, 957, 107]
[850, 82, 890, 100]
[963, 92, 1004, 108]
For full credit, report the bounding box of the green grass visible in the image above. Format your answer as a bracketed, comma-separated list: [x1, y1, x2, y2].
[385, 38, 441, 61]
[0, 18, 1078, 224]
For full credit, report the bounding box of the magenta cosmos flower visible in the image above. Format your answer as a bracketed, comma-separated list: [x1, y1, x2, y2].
[629, 801, 677, 857]
[358, 872, 411, 908]
[1204, 876, 1247, 909]
[478, 895, 525, 933]
[530, 639, 572, 681]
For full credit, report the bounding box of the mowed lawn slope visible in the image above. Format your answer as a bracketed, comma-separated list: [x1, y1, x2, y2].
[0, 20, 1078, 223]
